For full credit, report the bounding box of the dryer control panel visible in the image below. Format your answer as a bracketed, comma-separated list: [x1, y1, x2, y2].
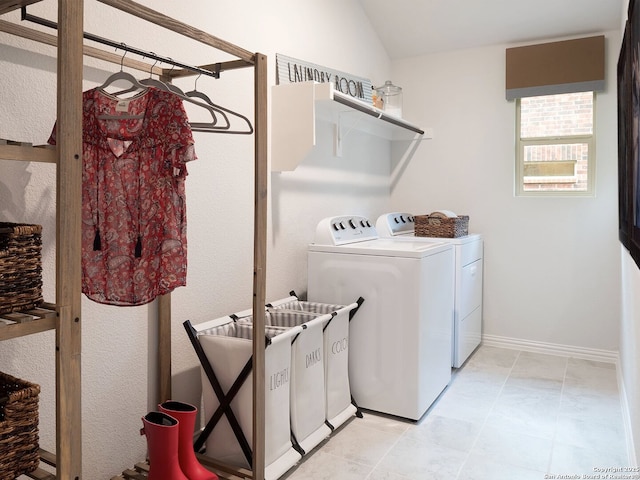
[313, 215, 378, 245]
[376, 212, 415, 237]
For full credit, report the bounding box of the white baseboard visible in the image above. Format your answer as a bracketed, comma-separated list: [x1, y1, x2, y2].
[617, 361, 639, 467]
[481, 334, 618, 363]
[482, 334, 637, 466]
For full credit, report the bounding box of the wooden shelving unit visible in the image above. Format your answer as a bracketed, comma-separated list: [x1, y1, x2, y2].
[0, 1, 269, 479]
[0, 0, 83, 478]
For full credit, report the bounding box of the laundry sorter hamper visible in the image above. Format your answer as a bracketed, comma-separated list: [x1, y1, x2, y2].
[267, 292, 364, 431]
[184, 316, 303, 480]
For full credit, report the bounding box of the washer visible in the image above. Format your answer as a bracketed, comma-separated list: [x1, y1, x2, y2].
[307, 215, 454, 421]
[376, 212, 483, 368]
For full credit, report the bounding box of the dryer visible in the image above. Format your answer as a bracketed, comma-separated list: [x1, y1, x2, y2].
[307, 215, 454, 421]
[376, 212, 483, 368]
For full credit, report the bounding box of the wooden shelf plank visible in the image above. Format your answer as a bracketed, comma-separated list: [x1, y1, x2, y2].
[24, 467, 56, 480]
[0, 142, 56, 163]
[21, 450, 57, 480]
[0, 0, 42, 15]
[0, 304, 57, 341]
[39, 448, 57, 468]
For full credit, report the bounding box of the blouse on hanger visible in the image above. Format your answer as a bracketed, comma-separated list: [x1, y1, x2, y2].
[49, 87, 197, 306]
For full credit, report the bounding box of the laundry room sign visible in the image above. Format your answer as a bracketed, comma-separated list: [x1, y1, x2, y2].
[276, 53, 373, 104]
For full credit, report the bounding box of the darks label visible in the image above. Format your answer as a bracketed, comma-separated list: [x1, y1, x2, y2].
[306, 348, 322, 368]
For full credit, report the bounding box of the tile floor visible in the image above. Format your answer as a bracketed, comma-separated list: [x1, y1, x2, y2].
[281, 345, 632, 480]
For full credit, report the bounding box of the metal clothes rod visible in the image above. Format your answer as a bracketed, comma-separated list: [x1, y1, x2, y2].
[21, 7, 220, 79]
[333, 94, 425, 135]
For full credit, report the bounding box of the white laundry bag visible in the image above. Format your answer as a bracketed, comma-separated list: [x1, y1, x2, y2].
[194, 318, 303, 480]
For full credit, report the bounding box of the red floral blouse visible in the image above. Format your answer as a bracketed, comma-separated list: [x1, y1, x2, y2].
[49, 87, 196, 306]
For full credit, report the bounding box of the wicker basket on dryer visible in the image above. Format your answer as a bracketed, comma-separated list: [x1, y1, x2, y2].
[414, 213, 469, 238]
[0, 222, 43, 316]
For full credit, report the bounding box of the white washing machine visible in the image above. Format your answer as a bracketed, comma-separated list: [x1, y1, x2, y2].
[376, 212, 483, 368]
[307, 215, 454, 421]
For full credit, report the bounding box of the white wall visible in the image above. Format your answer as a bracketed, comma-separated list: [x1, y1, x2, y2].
[0, 1, 392, 478]
[621, 248, 640, 463]
[389, 35, 621, 353]
[619, 0, 640, 464]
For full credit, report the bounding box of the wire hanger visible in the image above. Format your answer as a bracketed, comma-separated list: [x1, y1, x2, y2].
[117, 60, 231, 129]
[140, 57, 170, 91]
[97, 47, 148, 120]
[98, 46, 148, 97]
[161, 61, 231, 130]
[103, 53, 228, 129]
[160, 61, 188, 96]
[185, 73, 254, 135]
[113, 56, 167, 96]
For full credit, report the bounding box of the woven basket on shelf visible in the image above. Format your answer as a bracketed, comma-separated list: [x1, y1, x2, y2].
[414, 215, 469, 238]
[0, 223, 43, 316]
[0, 371, 40, 480]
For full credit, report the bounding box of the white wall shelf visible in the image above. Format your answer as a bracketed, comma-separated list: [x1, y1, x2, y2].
[271, 81, 432, 171]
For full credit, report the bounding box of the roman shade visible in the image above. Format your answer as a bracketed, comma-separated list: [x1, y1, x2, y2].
[506, 35, 605, 100]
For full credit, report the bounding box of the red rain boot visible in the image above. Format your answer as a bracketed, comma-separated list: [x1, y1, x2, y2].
[140, 411, 189, 480]
[159, 401, 219, 480]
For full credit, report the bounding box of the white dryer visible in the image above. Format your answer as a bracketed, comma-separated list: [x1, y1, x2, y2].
[307, 215, 454, 421]
[376, 212, 483, 368]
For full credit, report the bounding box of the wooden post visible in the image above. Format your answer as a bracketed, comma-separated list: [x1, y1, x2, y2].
[251, 52, 268, 480]
[56, 0, 83, 478]
[158, 293, 172, 403]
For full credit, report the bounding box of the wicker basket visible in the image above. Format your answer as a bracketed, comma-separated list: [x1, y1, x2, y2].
[0, 223, 43, 316]
[414, 215, 469, 238]
[0, 371, 40, 480]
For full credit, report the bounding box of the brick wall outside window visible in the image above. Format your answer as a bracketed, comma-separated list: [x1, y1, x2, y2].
[519, 92, 593, 193]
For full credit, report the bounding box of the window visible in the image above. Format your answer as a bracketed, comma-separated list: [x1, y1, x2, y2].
[515, 91, 595, 196]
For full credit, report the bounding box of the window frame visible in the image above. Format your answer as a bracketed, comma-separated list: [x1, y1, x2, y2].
[515, 92, 597, 197]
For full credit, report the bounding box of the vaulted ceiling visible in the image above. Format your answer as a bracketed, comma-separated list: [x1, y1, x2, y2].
[359, 0, 623, 59]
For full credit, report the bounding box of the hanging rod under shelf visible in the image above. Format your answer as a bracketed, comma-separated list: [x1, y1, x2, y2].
[21, 7, 221, 79]
[331, 92, 425, 136]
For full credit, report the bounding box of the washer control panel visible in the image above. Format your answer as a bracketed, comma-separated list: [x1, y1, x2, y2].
[313, 215, 378, 245]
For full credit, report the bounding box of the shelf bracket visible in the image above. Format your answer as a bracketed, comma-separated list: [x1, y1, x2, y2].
[334, 113, 366, 157]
